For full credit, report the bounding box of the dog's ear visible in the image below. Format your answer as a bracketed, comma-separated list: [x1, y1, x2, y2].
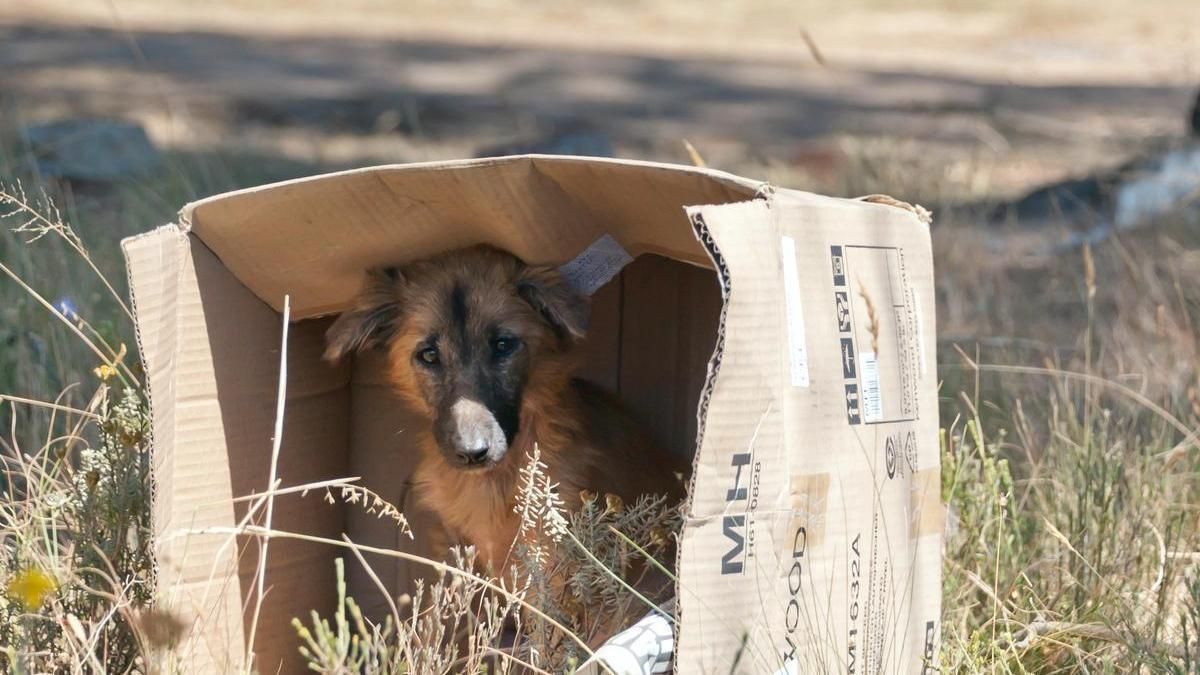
[517, 264, 589, 342]
[324, 267, 404, 362]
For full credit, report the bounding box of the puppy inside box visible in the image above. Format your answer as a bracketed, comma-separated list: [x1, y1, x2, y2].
[331, 240, 722, 657]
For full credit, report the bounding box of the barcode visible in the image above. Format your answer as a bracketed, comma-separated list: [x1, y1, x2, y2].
[861, 352, 882, 422]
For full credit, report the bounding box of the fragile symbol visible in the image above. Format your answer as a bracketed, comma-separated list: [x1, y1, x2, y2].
[845, 383, 861, 424]
[835, 291, 851, 332]
[885, 436, 896, 478]
[840, 337, 857, 379]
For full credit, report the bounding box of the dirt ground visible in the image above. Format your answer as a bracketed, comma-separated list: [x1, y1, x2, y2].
[2, 0, 1199, 201]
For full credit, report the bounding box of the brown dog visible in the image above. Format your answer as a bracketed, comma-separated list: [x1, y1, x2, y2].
[324, 245, 687, 576]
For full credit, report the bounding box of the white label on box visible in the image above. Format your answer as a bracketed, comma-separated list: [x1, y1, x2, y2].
[780, 236, 810, 387]
[558, 234, 634, 296]
[861, 351, 882, 422]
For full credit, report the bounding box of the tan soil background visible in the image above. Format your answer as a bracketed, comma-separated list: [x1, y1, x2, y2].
[3, 0, 1199, 201]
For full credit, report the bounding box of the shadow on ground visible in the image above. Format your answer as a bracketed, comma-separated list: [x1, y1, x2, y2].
[2, 22, 1194, 159]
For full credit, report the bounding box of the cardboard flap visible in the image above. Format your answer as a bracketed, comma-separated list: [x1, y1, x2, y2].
[676, 191, 940, 674]
[179, 155, 764, 319]
[676, 199, 786, 674]
[123, 228, 248, 672]
[124, 228, 353, 673]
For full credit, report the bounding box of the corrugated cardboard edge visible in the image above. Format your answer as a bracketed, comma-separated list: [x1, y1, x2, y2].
[120, 226, 180, 660]
[120, 224, 186, 586]
[175, 154, 767, 230]
[678, 206, 730, 643]
[677, 195, 778, 674]
[679, 178, 776, 512]
[121, 225, 248, 672]
[681, 204, 737, 497]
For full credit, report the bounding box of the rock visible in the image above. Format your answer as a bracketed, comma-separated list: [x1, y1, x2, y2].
[994, 142, 1200, 224]
[990, 173, 1118, 230]
[990, 141, 1200, 255]
[23, 119, 161, 181]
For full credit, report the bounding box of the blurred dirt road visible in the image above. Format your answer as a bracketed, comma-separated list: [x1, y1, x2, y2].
[3, 0, 1198, 197]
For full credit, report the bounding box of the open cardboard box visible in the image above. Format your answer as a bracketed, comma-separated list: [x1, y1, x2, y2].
[122, 155, 942, 673]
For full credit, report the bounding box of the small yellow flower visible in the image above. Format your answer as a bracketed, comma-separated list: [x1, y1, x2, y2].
[93, 364, 117, 381]
[6, 568, 57, 610]
[650, 527, 672, 549]
[579, 489, 598, 506]
[604, 493, 624, 516]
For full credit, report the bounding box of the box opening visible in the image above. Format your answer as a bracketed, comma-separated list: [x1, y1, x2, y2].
[196, 250, 720, 669]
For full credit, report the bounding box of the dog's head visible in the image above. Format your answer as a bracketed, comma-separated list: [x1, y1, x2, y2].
[324, 245, 588, 470]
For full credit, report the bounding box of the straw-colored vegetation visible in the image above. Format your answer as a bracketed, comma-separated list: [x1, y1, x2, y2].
[3, 124, 1200, 674]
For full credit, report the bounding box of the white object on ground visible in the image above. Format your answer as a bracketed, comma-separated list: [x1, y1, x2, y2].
[576, 605, 674, 675]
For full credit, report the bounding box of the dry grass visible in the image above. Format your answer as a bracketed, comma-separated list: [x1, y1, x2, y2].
[2, 101, 1200, 674]
[930, 195, 1200, 671]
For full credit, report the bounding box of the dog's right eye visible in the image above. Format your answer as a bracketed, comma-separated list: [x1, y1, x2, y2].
[416, 346, 440, 367]
[492, 337, 519, 358]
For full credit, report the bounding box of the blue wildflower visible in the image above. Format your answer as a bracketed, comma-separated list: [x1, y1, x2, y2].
[55, 297, 78, 320]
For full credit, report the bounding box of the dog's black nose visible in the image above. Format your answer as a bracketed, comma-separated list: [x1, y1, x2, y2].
[457, 446, 490, 465]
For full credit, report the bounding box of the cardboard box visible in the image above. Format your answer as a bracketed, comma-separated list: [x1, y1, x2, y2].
[122, 155, 941, 673]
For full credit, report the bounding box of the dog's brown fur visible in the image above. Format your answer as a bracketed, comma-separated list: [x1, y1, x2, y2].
[325, 245, 687, 576]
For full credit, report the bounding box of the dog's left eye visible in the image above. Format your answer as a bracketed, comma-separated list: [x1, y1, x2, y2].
[416, 346, 440, 366]
[492, 337, 519, 357]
